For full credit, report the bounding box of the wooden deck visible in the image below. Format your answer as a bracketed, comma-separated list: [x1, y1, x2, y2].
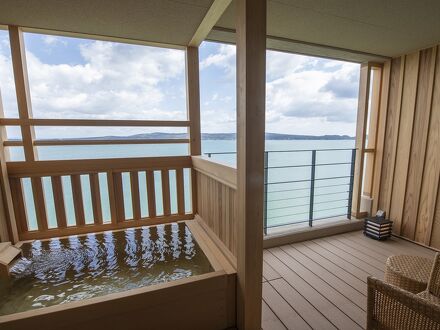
[261, 230, 436, 330]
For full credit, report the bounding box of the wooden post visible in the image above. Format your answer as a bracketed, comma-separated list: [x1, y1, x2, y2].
[236, 0, 266, 328]
[186, 46, 201, 215]
[352, 63, 371, 218]
[9, 26, 38, 161]
[0, 76, 19, 243]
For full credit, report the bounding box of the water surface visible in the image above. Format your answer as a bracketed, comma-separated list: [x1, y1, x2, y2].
[0, 222, 212, 316]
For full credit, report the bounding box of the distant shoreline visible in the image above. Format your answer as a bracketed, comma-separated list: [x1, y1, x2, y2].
[32, 132, 355, 141]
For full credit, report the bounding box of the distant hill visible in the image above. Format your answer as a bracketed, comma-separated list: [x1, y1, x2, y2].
[76, 132, 354, 141]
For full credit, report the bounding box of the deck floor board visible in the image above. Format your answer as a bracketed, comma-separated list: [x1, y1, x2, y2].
[262, 230, 436, 330]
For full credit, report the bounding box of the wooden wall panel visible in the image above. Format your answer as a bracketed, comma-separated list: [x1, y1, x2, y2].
[196, 171, 237, 257]
[430, 188, 440, 248]
[378, 57, 402, 213]
[389, 52, 419, 234]
[377, 45, 440, 249]
[401, 48, 436, 239]
[416, 47, 440, 245]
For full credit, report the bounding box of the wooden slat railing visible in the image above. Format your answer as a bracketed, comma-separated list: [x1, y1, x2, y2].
[7, 156, 193, 240]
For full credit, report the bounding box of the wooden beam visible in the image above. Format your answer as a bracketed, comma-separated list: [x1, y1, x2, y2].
[3, 138, 189, 146]
[186, 46, 201, 216]
[351, 64, 371, 218]
[236, 0, 266, 328]
[0, 118, 190, 127]
[8, 26, 37, 161]
[188, 0, 232, 47]
[0, 89, 18, 242]
[186, 47, 201, 156]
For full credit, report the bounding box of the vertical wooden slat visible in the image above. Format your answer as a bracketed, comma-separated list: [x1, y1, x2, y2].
[130, 171, 141, 220]
[417, 46, 440, 245]
[236, 0, 266, 327]
[106, 171, 118, 224]
[9, 178, 28, 234]
[70, 174, 85, 226]
[402, 48, 437, 239]
[89, 173, 103, 224]
[31, 177, 48, 231]
[378, 57, 404, 214]
[352, 63, 371, 217]
[112, 172, 125, 222]
[371, 60, 391, 214]
[51, 176, 67, 228]
[176, 168, 185, 215]
[146, 171, 156, 218]
[161, 170, 171, 216]
[9, 26, 37, 161]
[429, 184, 440, 248]
[390, 51, 420, 234]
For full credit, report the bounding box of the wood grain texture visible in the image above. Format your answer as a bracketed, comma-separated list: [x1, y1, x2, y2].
[9, 178, 27, 234]
[378, 57, 403, 214]
[236, 0, 267, 326]
[176, 168, 185, 215]
[401, 48, 436, 239]
[70, 175, 85, 226]
[130, 172, 141, 220]
[430, 185, 440, 248]
[146, 171, 157, 218]
[352, 64, 370, 217]
[51, 176, 67, 228]
[416, 46, 440, 244]
[377, 44, 440, 249]
[161, 170, 171, 216]
[31, 177, 48, 231]
[371, 61, 391, 214]
[196, 171, 237, 257]
[89, 173, 103, 225]
[389, 51, 420, 234]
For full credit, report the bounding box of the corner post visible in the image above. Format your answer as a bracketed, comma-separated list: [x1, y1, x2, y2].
[352, 63, 371, 218]
[236, 0, 267, 328]
[186, 46, 201, 215]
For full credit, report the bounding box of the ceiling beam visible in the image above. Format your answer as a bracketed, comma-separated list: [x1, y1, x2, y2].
[208, 26, 392, 63]
[188, 0, 231, 47]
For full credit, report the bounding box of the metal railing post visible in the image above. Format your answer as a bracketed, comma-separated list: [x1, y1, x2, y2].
[347, 149, 356, 219]
[309, 150, 316, 227]
[263, 151, 269, 235]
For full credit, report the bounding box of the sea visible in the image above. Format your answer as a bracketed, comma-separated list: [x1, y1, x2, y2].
[9, 139, 355, 232]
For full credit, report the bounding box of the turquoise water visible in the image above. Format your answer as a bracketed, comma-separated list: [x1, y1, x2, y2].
[9, 139, 355, 230]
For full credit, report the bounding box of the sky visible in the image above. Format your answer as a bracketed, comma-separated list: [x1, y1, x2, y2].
[0, 30, 360, 140]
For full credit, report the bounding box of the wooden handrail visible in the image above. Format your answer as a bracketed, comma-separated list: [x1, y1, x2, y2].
[192, 156, 237, 189]
[7, 156, 192, 177]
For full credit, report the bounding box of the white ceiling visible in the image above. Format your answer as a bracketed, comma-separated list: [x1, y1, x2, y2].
[0, 0, 439, 60]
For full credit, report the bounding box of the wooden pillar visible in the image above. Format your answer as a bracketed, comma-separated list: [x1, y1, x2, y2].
[352, 63, 371, 218]
[236, 0, 266, 328]
[9, 26, 37, 161]
[0, 87, 19, 243]
[186, 46, 201, 215]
